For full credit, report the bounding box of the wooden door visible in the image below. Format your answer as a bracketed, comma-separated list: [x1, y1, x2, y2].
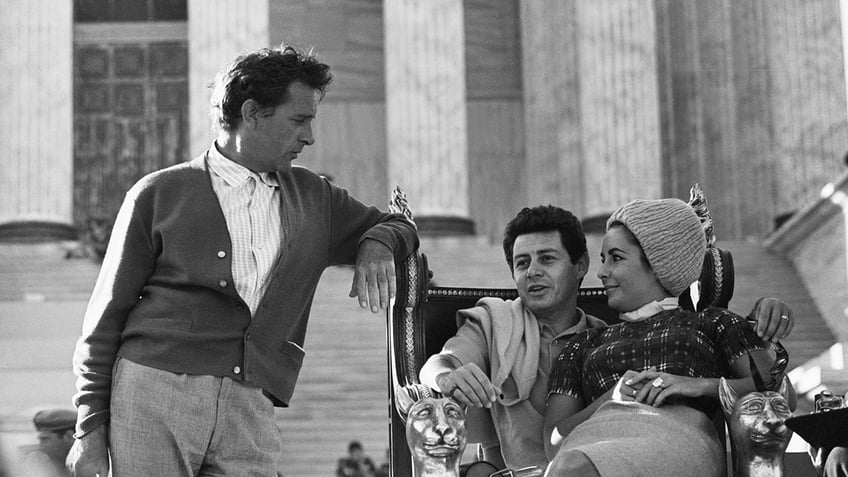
[73, 39, 188, 226]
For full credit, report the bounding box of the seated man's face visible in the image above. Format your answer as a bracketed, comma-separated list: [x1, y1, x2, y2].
[406, 397, 466, 461]
[511, 231, 588, 322]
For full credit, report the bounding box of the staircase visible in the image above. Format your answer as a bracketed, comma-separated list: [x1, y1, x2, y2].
[0, 236, 841, 475]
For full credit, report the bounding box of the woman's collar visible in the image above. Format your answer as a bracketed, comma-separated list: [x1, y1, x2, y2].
[619, 297, 679, 323]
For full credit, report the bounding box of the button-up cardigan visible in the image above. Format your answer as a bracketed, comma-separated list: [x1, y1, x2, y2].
[72, 152, 419, 436]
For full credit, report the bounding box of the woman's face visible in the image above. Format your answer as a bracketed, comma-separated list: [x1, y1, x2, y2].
[597, 225, 669, 312]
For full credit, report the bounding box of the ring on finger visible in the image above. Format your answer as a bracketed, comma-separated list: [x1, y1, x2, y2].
[651, 377, 664, 388]
[780, 314, 789, 321]
[631, 388, 637, 397]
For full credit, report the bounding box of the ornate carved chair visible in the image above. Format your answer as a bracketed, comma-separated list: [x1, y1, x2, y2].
[385, 186, 735, 476]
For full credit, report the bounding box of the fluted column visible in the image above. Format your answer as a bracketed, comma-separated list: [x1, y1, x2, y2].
[384, 0, 473, 234]
[520, 0, 583, 213]
[0, 0, 74, 238]
[188, 0, 269, 154]
[520, 0, 662, 223]
[577, 1, 662, 216]
[767, 0, 848, 219]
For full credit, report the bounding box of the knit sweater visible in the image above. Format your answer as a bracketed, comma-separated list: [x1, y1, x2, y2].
[72, 152, 418, 436]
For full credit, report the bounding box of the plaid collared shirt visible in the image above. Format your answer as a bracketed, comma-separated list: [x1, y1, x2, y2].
[207, 147, 282, 316]
[549, 307, 768, 403]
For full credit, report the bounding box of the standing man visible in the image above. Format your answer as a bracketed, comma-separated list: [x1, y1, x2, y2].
[68, 44, 418, 476]
[419, 205, 794, 471]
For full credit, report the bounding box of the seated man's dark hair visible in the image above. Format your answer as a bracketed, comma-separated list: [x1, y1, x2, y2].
[502, 205, 587, 271]
[348, 441, 363, 453]
[209, 43, 334, 132]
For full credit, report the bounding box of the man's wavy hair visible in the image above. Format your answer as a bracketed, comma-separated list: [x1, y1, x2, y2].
[502, 205, 587, 271]
[209, 44, 333, 132]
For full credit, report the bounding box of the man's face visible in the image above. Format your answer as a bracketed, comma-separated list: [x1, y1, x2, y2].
[37, 430, 73, 461]
[241, 81, 319, 173]
[511, 231, 588, 323]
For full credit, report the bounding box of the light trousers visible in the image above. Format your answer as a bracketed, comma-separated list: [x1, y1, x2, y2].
[110, 358, 282, 476]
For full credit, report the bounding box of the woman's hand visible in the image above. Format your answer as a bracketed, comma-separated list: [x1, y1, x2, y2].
[618, 368, 711, 407]
[612, 367, 652, 402]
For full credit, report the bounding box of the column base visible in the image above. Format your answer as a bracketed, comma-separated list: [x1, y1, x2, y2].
[415, 216, 475, 236]
[0, 221, 77, 242]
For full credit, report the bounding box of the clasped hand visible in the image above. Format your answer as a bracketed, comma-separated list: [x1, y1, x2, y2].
[613, 366, 703, 407]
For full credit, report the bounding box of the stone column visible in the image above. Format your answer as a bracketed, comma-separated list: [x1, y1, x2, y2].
[384, 0, 473, 235]
[0, 0, 74, 239]
[767, 0, 848, 221]
[520, 0, 662, 224]
[187, 0, 269, 155]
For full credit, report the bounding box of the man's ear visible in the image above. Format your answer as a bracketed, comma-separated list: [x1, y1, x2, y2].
[240, 99, 261, 128]
[576, 252, 590, 279]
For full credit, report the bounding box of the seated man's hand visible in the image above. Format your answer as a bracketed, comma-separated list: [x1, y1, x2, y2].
[435, 363, 499, 409]
[349, 239, 396, 313]
[748, 297, 794, 343]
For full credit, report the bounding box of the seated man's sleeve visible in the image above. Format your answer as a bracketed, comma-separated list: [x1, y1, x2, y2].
[421, 312, 498, 446]
[439, 310, 491, 370]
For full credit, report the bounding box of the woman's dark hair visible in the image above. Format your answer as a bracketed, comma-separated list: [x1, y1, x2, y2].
[502, 205, 587, 271]
[209, 44, 333, 132]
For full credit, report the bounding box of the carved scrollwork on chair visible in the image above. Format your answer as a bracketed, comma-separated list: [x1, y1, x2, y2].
[681, 183, 735, 312]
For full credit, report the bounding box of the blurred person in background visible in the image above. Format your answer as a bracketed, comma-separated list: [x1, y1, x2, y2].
[22, 409, 75, 477]
[336, 441, 376, 477]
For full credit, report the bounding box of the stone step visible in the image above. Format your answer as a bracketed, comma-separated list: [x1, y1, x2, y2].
[0, 235, 843, 477]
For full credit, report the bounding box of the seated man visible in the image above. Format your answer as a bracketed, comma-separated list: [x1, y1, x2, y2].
[419, 205, 795, 470]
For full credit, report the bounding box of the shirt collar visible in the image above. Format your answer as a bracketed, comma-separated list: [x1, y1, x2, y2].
[207, 144, 279, 189]
[539, 307, 589, 339]
[619, 297, 680, 323]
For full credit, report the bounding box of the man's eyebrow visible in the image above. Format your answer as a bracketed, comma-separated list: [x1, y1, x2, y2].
[536, 248, 561, 255]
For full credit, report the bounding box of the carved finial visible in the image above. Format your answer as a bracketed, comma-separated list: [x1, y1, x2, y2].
[389, 186, 416, 226]
[688, 183, 715, 247]
[396, 383, 437, 423]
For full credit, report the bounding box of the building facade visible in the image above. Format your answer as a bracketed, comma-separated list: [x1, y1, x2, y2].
[2, 0, 847, 241]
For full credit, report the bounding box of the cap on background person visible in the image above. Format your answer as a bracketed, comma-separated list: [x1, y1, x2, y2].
[32, 409, 76, 433]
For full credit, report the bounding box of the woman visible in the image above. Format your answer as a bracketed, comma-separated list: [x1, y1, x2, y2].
[543, 198, 795, 477]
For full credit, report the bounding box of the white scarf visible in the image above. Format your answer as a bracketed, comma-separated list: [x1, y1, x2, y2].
[619, 297, 680, 323]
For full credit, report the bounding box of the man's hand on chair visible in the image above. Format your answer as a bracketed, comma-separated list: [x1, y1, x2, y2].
[350, 239, 396, 313]
[748, 297, 794, 343]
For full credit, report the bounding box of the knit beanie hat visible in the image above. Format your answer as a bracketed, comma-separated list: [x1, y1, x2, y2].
[606, 198, 706, 296]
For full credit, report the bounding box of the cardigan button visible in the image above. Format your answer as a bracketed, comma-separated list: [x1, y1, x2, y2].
[218, 280, 228, 288]
[233, 366, 241, 375]
[217, 250, 226, 259]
